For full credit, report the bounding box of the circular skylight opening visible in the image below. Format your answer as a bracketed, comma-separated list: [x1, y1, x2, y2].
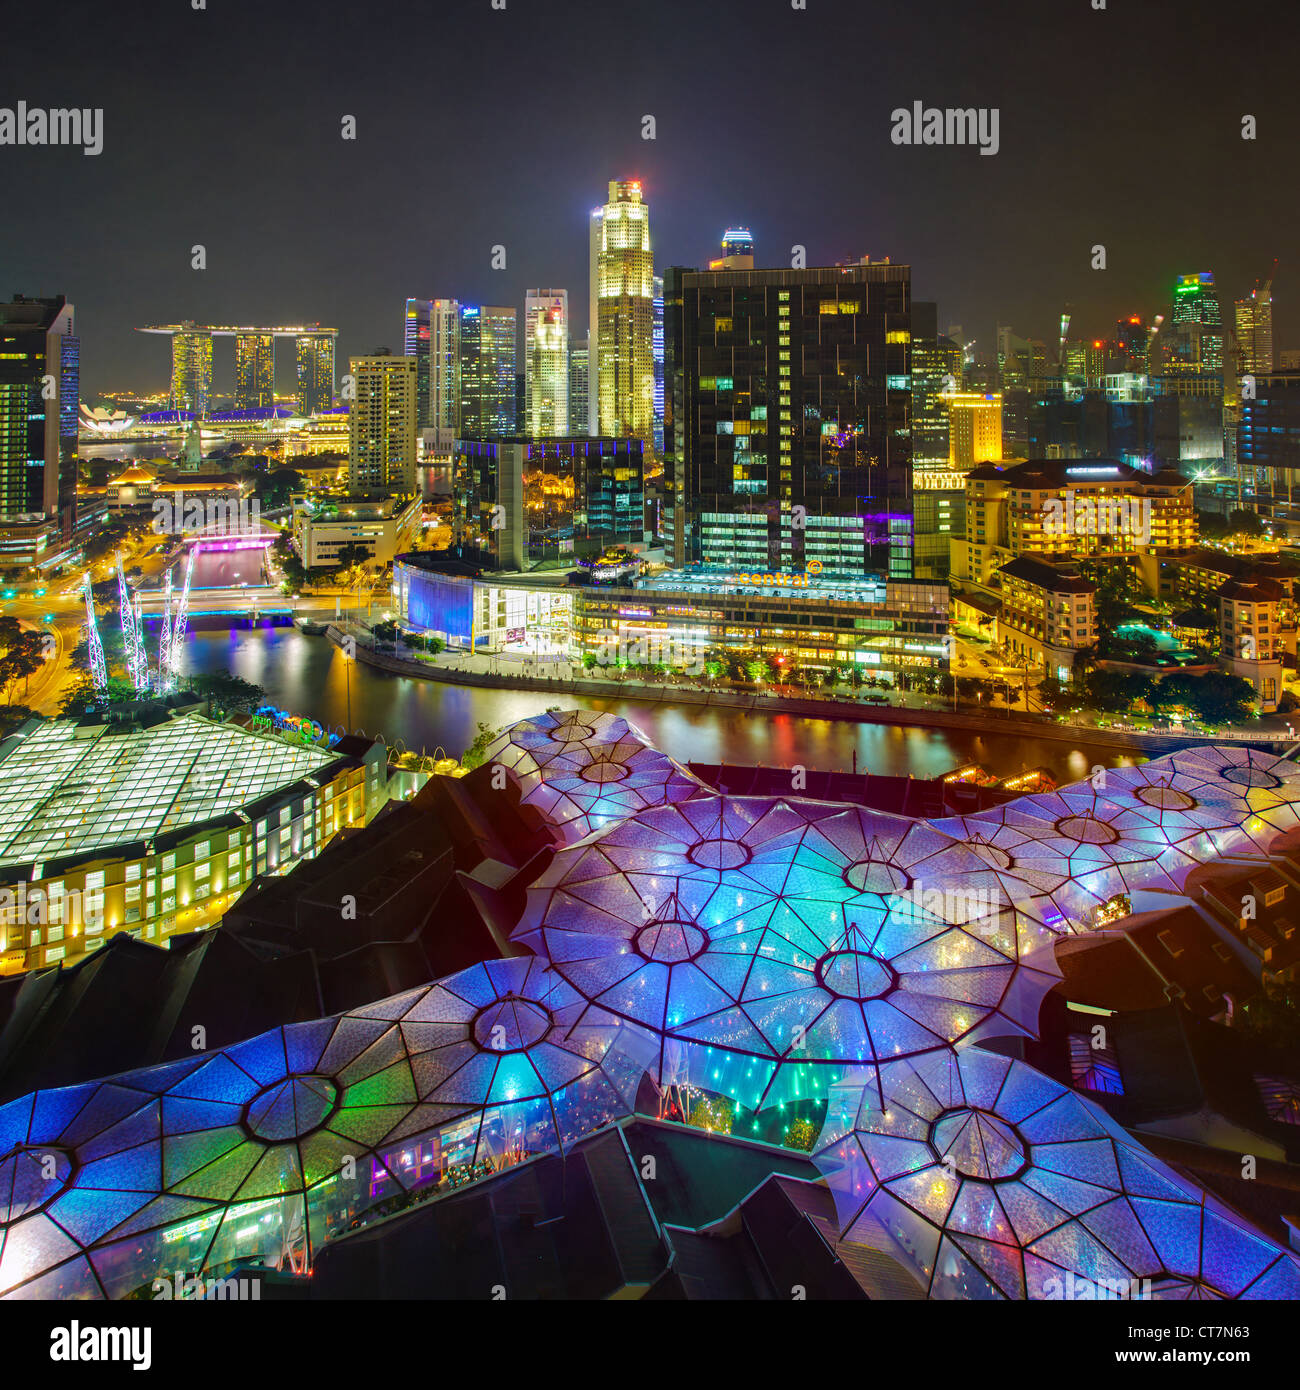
[242, 1076, 339, 1143]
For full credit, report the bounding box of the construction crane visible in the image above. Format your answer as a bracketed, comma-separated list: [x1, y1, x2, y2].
[82, 572, 107, 695]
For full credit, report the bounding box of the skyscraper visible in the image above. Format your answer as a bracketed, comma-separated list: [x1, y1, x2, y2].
[948, 393, 1004, 468]
[662, 261, 913, 577]
[0, 295, 78, 545]
[430, 299, 461, 433]
[347, 355, 418, 494]
[590, 179, 654, 449]
[709, 228, 755, 271]
[1236, 281, 1275, 376]
[404, 299, 433, 429]
[1166, 272, 1224, 373]
[524, 290, 569, 437]
[569, 333, 590, 436]
[233, 332, 274, 409]
[171, 327, 213, 413]
[296, 333, 335, 415]
[653, 274, 665, 458]
[458, 306, 517, 437]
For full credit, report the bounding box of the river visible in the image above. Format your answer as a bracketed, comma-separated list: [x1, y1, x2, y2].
[178, 627, 1138, 782]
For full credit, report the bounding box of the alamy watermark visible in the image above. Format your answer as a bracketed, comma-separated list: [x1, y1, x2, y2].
[151, 492, 262, 537]
[890, 102, 999, 156]
[0, 103, 102, 156]
[591, 628, 706, 676]
[1042, 492, 1151, 546]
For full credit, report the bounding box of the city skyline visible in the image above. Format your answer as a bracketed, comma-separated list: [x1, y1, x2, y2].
[4, 0, 1294, 396]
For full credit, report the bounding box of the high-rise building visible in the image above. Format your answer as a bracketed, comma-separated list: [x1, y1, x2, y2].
[233, 332, 274, 409]
[523, 290, 569, 437]
[296, 333, 335, 415]
[0, 295, 78, 548]
[590, 180, 654, 449]
[1115, 315, 1149, 374]
[662, 260, 913, 577]
[652, 274, 665, 458]
[459, 306, 517, 437]
[709, 228, 755, 271]
[948, 393, 1003, 469]
[171, 328, 213, 414]
[569, 333, 590, 436]
[1236, 282, 1275, 376]
[347, 355, 418, 494]
[404, 299, 433, 429]
[430, 299, 461, 433]
[1166, 273, 1224, 373]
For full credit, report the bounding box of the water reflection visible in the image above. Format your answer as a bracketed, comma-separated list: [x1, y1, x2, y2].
[180, 629, 1139, 780]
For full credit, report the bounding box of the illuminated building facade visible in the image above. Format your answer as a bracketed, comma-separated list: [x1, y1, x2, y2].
[590, 180, 655, 449]
[1236, 286, 1275, 376]
[653, 274, 665, 458]
[233, 332, 274, 409]
[947, 391, 1003, 469]
[291, 492, 421, 568]
[170, 327, 213, 414]
[452, 435, 643, 568]
[1165, 272, 1224, 374]
[569, 333, 590, 435]
[995, 555, 1098, 681]
[1115, 315, 1149, 374]
[0, 714, 386, 973]
[0, 294, 78, 550]
[295, 332, 335, 415]
[347, 355, 418, 494]
[708, 227, 755, 271]
[404, 298, 432, 429]
[1238, 372, 1300, 515]
[911, 303, 965, 579]
[524, 290, 569, 437]
[429, 298, 461, 432]
[662, 261, 914, 579]
[459, 305, 517, 437]
[1218, 577, 1284, 711]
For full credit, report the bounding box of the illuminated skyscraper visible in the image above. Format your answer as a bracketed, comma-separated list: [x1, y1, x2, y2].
[569, 333, 590, 435]
[590, 179, 654, 449]
[459, 306, 517, 437]
[0, 295, 78, 543]
[347, 355, 418, 494]
[1236, 282, 1274, 376]
[1166, 272, 1224, 372]
[404, 299, 433, 429]
[233, 332, 274, 409]
[429, 299, 461, 433]
[662, 260, 913, 576]
[295, 333, 335, 415]
[1115, 315, 1149, 374]
[524, 290, 569, 437]
[709, 228, 755, 271]
[171, 327, 213, 413]
[948, 393, 1003, 469]
[653, 274, 665, 457]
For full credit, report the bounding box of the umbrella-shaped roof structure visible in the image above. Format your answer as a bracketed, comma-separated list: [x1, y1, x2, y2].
[1143, 745, 1300, 817]
[814, 1046, 1300, 1301]
[0, 957, 653, 1300]
[483, 710, 707, 844]
[514, 795, 1061, 1112]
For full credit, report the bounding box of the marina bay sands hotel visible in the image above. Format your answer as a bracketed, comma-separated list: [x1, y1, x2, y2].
[138, 323, 337, 416]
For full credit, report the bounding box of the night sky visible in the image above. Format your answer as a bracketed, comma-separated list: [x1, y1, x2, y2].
[4, 0, 1296, 397]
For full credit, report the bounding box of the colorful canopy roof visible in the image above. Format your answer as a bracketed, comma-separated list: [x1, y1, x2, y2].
[814, 1047, 1300, 1301]
[0, 957, 652, 1299]
[483, 709, 706, 843]
[514, 795, 1060, 1111]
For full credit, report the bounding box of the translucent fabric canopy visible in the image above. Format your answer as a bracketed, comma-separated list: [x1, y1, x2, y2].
[483, 709, 707, 843]
[514, 795, 1061, 1111]
[0, 957, 653, 1300]
[1143, 745, 1300, 821]
[814, 1046, 1300, 1301]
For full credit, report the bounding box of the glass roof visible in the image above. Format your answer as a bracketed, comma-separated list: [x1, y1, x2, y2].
[815, 1046, 1300, 1301]
[0, 715, 338, 866]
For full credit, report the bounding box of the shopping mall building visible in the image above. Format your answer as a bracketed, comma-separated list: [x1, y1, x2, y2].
[392, 556, 950, 678]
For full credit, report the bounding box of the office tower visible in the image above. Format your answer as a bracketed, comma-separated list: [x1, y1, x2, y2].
[171, 327, 213, 413]
[0, 295, 78, 545]
[296, 333, 335, 415]
[1239, 372, 1300, 514]
[911, 303, 965, 579]
[662, 260, 913, 578]
[430, 298, 461, 432]
[1115, 315, 1149, 374]
[459, 306, 516, 437]
[524, 290, 569, 437]
[948, 393, 1003, 469]
[1166, 272, 1224, 372]
[1236, 280, 1275, 376]
[653, 274, 665, 457]
[347, 355, 418, 494]
[569, 333, 590, 435]
[590, 179, 654, 448]
[996, 326, 1033, 389]
[403, 299, 432, 428]
[233, 332, 274, 409]
[709, 228, 755, 271]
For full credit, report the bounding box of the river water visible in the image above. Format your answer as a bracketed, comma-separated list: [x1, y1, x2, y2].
[179, 627, 1137, 781]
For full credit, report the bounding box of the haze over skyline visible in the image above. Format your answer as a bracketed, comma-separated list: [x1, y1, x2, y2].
[5, 0, 1293, 396]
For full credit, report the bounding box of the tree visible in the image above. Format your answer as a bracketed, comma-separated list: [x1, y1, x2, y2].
[1083, 669, 1153, 714]
[0, 631, 48, 704]
[1196, 510, 1228, 540]
[335, 543, 371, 578]
[251, 467, 303, 510]
[1152, 671, 1255, 724]
[461, 721, 505, 770]
[181, 671, 265, 713]
[1228, 507, 1266, 538]
[745, 658, 772, 685]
